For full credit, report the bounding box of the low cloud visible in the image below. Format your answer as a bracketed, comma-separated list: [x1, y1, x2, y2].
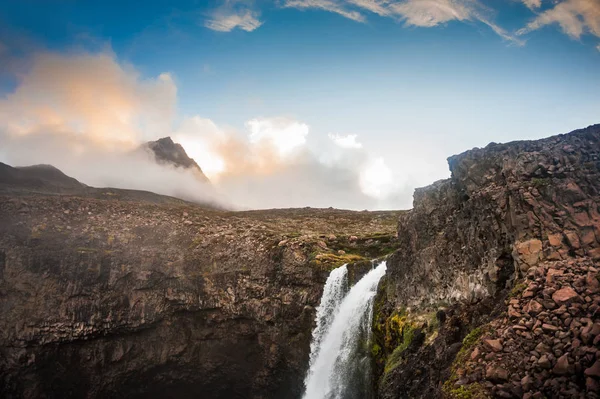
[283, 0, 522, 43]
[173, 116, 408, 209]
[0, 48, 417, 210]
[518, 0, 600, 41]
[0, 49, 219, 205]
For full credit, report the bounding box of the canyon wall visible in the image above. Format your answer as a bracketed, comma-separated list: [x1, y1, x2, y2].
[376, 124, 600, 398]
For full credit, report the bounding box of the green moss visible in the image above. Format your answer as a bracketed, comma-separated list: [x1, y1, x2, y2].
[508, 282, 526, 298]
[458, 327, 483, 358]
[442, 382, 490, 399]
[371, 343, 382, 358]
[383, 323, 416, 375]
[310, 253, 365, 269]
[442, 326, 489, 399]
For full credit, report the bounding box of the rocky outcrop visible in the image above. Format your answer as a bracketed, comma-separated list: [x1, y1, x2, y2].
[144, 137, 209, 183]
[452, 259, 600, 398]
[376, 124, 600, 398]
[0, 189, 399, 398]
[387, 124, 600, 308]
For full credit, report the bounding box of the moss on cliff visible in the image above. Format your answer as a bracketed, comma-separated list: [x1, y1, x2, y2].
[441, 326, 490, 399]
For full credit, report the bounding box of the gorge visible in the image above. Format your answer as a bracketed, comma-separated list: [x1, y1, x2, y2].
[1, 123, 600, 398]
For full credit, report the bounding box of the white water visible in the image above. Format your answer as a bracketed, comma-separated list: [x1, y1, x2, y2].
[303, 261, 387, 399]
[307, 264, 349, 371]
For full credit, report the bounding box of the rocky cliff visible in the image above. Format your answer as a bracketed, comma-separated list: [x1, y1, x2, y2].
[0, 177, 400, 398]
[374, 124, 600, 398]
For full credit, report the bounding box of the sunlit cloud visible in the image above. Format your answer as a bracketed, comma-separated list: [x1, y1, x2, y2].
[282, 0, 522, 43]
[0, 50, 176, 147]
[328, 133, 363, 149]
[284, 0, 366, 22]
[0, 47, 426, 210]
[359, 157, 393, 198]
[521, 0, 542, 10]
[246, 117, 309, 157]
[205, 7, 263, 32]
[518, 0, 600, 40]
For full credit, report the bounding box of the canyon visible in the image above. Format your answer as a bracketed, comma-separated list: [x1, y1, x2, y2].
[1, 123, 600, 398]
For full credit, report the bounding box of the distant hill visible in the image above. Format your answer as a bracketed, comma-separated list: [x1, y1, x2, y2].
[0, 162, 199, 205]
[143, 137, 210, 183]
[0, 163, 86, 193]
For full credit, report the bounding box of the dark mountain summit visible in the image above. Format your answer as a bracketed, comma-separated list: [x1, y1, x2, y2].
[144, 137, 209, 183]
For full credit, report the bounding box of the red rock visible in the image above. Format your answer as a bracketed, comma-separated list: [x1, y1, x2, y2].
[508, 306, 521, 318]
[521, 375, 533, 391]
[587, 377, 600, 392]
[486, 365, 509, 382]
[552, 287, 580, 305]
[546, 268, 563, 284]
[527, 300, 543, 316]
[538, 355, 551, 369]
[591, 323, 600, 337]
[552, 354, 570, 375]
[565, 231, 581, 249]
[484, 339, 503, 352]
[547, 233, 563, 247]
[584, 361, 600, 378]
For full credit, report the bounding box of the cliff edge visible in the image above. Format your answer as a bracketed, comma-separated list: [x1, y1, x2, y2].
[375, 124, 600, 398]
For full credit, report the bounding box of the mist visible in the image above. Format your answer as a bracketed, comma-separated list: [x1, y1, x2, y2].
[0, 48, 417, 210]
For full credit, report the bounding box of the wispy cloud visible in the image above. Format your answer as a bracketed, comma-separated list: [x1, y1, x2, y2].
[282, 0, 522, 43]
[205, 6, 263, 32]
[521, 0, 542, 10]
[518, 0, 600, 40]
[284, 0, 366, 22]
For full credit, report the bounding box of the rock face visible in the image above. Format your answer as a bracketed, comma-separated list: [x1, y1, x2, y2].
[387, 124, 600, 308]
[376, 124, 600, 398]
[0, 184, 399, 398]
[144, 137, 210, 183]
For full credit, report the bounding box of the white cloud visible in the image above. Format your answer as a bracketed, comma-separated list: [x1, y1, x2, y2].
[246, 117, 309, 157]
[597, 43, 600, 51]
[360, 157, 394, 198]
[518, 0, 600, 40]
[173, 117, 228, 178]
[282, 0, 521, 43]
[205, 9, 263, 32]
[328, 133, 363, 149]
[0, 47, 416, 210]
[284, 0, 366, 22]
[521, 0, 542, 10]
[390, 0, 474, 27]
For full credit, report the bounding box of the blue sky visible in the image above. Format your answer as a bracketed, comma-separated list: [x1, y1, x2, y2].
[0, 1, 599, 209]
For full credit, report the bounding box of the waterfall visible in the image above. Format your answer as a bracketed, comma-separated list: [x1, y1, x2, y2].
[303, 261, 387, 399]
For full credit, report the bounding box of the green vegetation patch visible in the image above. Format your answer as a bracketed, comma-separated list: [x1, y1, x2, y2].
[442, 326, 490, 399]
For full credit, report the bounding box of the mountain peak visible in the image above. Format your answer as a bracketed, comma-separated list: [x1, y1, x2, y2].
[144, 137, 209, 183]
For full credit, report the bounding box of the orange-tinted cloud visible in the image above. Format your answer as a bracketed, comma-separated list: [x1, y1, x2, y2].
[0, 50, 176, 148]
